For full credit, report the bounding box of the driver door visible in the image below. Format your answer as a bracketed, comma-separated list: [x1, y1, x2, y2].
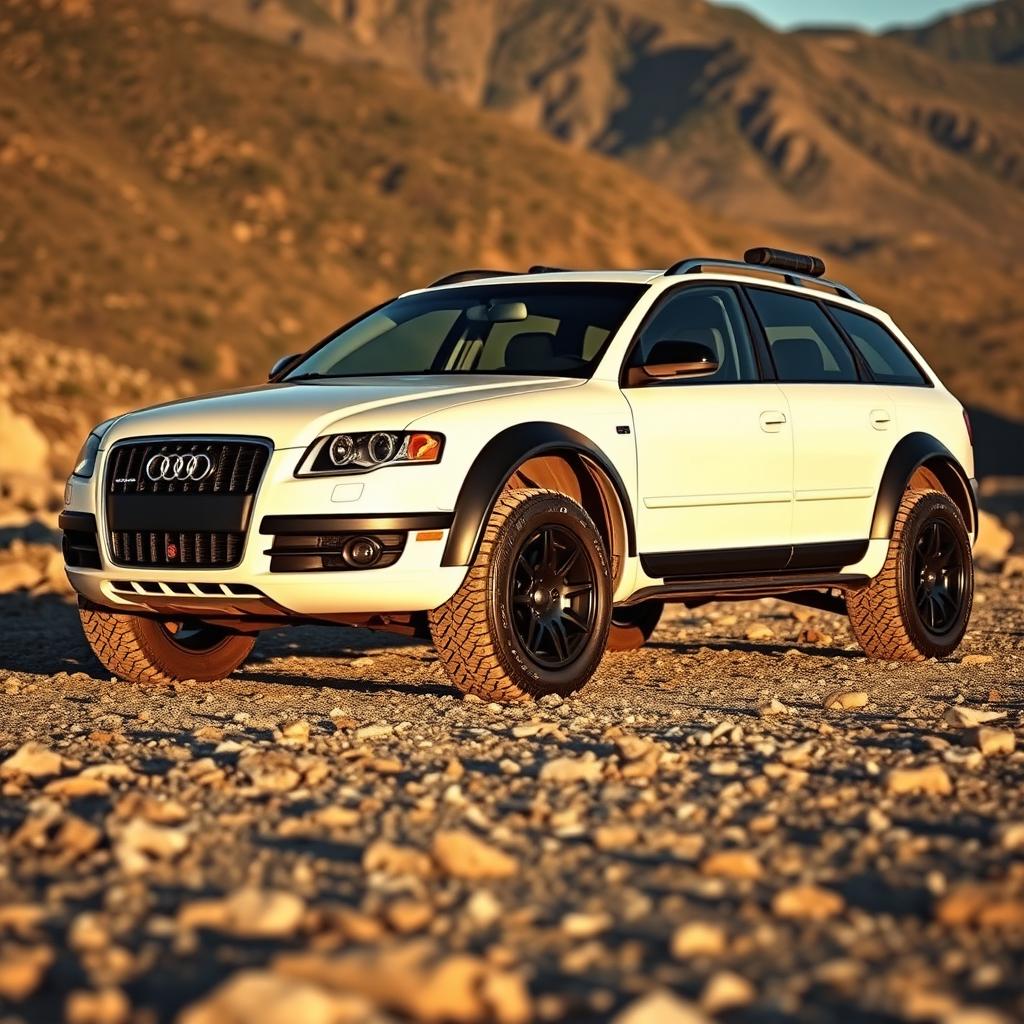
[623, 285, 794, 578]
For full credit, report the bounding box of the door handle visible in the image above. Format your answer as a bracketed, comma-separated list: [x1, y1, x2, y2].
[759, 410, 787, 433]
[870, 409, 891, 430]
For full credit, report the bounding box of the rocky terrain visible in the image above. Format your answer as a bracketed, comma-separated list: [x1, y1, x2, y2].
[0, 565, 1023, 1023]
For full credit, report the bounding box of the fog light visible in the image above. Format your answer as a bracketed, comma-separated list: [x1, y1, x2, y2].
[343, 536, 382, 568]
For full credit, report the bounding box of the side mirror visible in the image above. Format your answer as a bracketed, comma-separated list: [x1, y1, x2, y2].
[269, 353, 302, 381]
[626, 339, 719, 387]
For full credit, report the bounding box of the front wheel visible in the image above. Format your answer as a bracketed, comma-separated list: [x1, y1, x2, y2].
[846, 489, 973, 661]
[79, 604, 256, 684]
[429, 488, 612, 701]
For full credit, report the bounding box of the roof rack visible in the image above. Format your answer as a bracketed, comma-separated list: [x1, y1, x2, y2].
[428, 265, 582, 288]
[665, 247, 862, 302]
[427, 269, 517, 288]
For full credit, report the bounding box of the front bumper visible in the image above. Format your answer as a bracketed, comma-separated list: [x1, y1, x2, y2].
[63, 448, 470, 617]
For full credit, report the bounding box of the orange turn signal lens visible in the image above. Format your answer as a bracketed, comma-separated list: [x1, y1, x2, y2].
[416, 530, 444, 542]
[406, 433, 441, 462]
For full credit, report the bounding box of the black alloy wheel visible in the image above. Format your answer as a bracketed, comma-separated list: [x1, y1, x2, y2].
[911, 518, 966, 636]
[509, 524, 597, 669]
[428, 488, 612, 701]
[846, 488, 974, 661]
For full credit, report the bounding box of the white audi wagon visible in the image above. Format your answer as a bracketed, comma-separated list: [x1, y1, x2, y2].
[62, 248, 976, 700]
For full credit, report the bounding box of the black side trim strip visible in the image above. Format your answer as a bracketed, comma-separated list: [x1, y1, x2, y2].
[788, 539, 869, 571]
[640, 539, 869, 581]
[870, 433, 976, 539]
[107, 494, 253, 532]
[260, 513, 453, 535]
[642, 545, 790, 578]
[441, 423, 637, 567]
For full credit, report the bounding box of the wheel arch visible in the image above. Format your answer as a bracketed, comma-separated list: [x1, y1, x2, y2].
[441, 423, 636, 579]
[870, 432, 977, 540]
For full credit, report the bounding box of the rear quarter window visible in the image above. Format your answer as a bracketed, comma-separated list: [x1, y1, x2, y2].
[829, 306, 928, 386]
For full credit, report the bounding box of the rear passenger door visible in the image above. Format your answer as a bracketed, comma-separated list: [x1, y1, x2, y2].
[745, 287, 894, 560]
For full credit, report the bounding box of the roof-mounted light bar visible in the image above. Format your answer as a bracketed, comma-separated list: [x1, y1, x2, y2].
[744, 246, 825, 278]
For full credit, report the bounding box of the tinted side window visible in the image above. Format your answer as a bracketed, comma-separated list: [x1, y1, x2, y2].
[748, 288, 858, 383]
[830, 307, 927, 386]
[629, 286, 758, 384]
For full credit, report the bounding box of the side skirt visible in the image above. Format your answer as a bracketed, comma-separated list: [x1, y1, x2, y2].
[624, 572, 867, 611]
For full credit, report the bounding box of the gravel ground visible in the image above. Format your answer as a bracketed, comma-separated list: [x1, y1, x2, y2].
[0, 572, 1022, 1024]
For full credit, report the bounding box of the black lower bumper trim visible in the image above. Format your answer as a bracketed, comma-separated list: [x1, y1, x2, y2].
[60, 511, 101, 570]
[59, 511, 97, 533]
[259, 513, 453, 535]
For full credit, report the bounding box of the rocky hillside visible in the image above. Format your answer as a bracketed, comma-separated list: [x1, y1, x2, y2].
[182, 0, 1024, 420]
[889, 0, 1024, 64]
[0, 0, 722, 399]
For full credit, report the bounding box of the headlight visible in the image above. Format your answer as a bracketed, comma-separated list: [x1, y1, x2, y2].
[72, 418, 118, 479]
[297, 431, 443, 476]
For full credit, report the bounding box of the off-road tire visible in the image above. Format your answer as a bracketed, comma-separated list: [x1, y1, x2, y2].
[847, 488, 973, 661]
[606, 600, 664, 652]
[79, 603, 255, 684]
[429, 488, 612, 701]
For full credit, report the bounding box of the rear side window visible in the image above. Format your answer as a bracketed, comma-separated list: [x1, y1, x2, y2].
[829, 306, 928, 386]
[747, 288, 858, 383]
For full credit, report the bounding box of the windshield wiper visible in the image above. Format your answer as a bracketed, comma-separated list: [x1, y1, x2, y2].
[284, 372, 340, 382]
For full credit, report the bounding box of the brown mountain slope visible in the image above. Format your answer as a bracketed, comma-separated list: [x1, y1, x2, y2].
[183, 0, 1024, 418]
[888, 0, 1024, 64]
[0, 0, 722, 394]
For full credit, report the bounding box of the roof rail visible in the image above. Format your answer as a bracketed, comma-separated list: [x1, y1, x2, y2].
[527, 265, 572, 274]
[427, 269, 516, 288]
[665, 250, 862, 302]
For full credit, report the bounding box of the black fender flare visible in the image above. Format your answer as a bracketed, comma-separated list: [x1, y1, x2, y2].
[870, 432, 977, 539]
[441, 423, 636, 567]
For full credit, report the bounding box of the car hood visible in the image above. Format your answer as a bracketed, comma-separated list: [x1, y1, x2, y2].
[103, 375, 583, 450]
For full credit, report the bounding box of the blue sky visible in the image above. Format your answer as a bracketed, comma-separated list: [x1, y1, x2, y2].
[711, 0, 980, 31]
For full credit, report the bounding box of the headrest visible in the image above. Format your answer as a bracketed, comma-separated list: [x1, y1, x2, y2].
[772, 337, 827, 379]
[505, 332, 555, 371]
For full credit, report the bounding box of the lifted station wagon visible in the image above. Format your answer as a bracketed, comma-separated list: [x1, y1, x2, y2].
[62, 248, 977, 700]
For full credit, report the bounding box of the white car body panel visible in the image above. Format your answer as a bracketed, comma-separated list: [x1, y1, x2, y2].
[626, 382, 794, 552]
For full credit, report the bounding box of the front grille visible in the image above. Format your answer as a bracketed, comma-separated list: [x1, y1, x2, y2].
[110, 530, 245, 568]
[107, 440, 269, 496]
[105, 438, 269, 569]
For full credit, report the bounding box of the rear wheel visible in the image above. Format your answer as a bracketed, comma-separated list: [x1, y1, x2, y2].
[429, 488, 612, 701]
[606, 601, 664, 652]
[847, 488, 973, 661]
[79, 604, 255, 684]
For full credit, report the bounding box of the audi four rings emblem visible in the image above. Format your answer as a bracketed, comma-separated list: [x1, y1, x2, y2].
[145, 453, 215, 482]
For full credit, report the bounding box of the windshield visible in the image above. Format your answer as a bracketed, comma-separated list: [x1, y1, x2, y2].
[285, 283, 646, 380]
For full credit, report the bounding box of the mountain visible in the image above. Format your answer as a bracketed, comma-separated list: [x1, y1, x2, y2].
[888, 0, 1024, 64]
[174, 0, 1024, 421]
[0, 0, 725, 402]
